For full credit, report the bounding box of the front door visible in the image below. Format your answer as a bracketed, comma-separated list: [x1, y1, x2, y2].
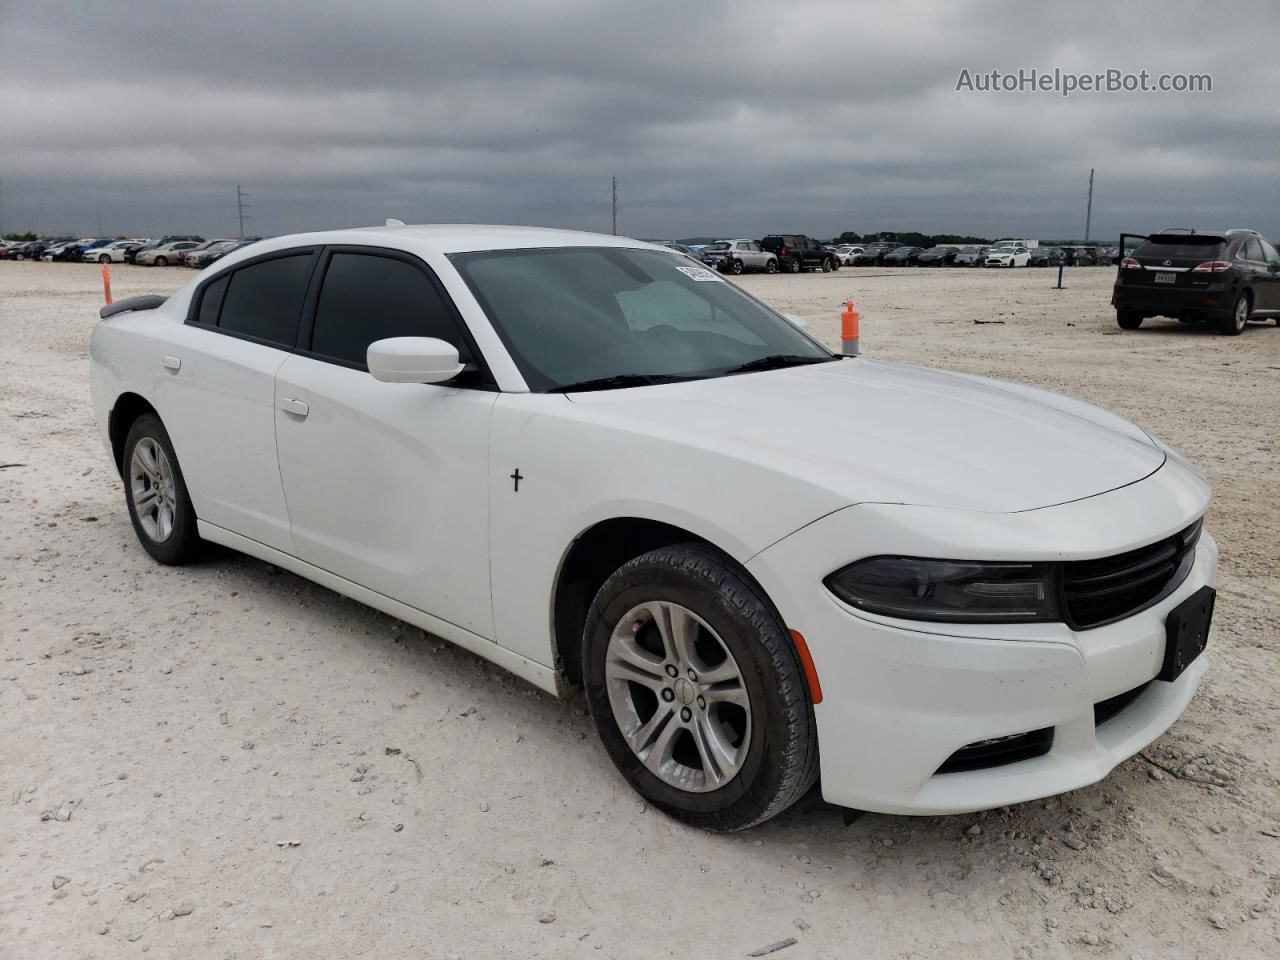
[272, 247, 497, 638]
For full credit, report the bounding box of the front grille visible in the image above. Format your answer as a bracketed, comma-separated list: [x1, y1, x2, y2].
[1062, 520, 1202, 629]
[1093, 681, 1152, 727]
[936, 728, 1054, 774]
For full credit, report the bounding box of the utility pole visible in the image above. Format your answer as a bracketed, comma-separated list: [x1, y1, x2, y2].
[1084, 168, 1094, 244]
[236, 185, 252, 239]
[611, 176, 618, 235]
[0, 178, 6, 238]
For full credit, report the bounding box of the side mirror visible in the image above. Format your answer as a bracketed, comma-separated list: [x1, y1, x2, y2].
[367, 337, 464, 384]
[783, 313, 809, 330]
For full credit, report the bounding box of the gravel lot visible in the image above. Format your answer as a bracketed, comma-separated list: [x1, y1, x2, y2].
[2, 261, 1278, 959]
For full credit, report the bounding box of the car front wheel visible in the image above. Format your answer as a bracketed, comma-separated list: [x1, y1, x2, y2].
[123, 414, 202, 564]
[154, 256, 168, 266]
[583, 544, 819, 831]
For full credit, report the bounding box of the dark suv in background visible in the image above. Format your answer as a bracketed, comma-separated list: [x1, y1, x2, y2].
[760, 234, 838, 273]
[1113, 228, 1280, 335]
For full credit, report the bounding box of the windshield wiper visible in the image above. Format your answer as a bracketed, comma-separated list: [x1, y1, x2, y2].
[546, 373, 699, 393]
[720, 354, 838, 376]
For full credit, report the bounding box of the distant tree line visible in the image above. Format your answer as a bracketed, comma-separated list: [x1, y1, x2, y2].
[832, 231, 992, 246]
[4, 231, 39, 242]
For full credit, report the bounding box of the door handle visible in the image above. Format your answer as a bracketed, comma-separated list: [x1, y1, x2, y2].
[161, 355, 181, 372]
[279, 397, 309, 418]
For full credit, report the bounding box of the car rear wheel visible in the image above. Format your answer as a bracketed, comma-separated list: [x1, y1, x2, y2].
[1219, 294, 1249, 336]
[765, 259, 778, 274]
[154, 256, 168, 267]
[583, 544, 819, 831]
[98, 254, 111, 264]
[730, 259, 744, 275]
[1116, 309, 1143, 330]
[123, 414, 202, 564]
[786, 258, 801, 274]
[821, 258, 833, 273]
[14, 253, 25, 261]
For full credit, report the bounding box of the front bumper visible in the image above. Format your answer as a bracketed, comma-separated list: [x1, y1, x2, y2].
[747, 459, 1215, 815]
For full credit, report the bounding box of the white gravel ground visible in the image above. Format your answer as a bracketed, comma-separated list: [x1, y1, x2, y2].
[2, 261, 1278, 958]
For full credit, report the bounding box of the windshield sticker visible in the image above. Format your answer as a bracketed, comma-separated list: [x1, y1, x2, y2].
[676, 265, 724, 282]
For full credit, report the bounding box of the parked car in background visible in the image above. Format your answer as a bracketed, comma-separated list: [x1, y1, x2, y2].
[985, 243, 1031, 268]
[5, 241, 42, 260]
[185, 239, 257, 268]
[833, 244, 865, 265]
[916, 245, 961, 267]
[1028, 247, 1056, 267]
[702, 240, 778, 274]
[125, 235, 204, 264]
[1113, 228, 1280, 335]
[760, 234, 838, 273]
[952, 245, 988, 267]
[658, 242, 705, 264]
[90, 223, 1218, 829]
[84, 241, 145, 264]
[848, 242, 898, 266]
[882, 245, 925, 266]
[136, 241, 202, 266]
[43, 238, 91, 261]
[1072, 246, 1101, 266]
[176, 239, 238, 265]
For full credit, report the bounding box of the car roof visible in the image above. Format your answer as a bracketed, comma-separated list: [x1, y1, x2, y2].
[236, 224, 663, 258]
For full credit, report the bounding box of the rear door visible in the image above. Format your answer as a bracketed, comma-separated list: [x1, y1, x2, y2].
[1257, 239, 1280, 312]
[273, 246, 498, 638]
[157, 249, 317, 551]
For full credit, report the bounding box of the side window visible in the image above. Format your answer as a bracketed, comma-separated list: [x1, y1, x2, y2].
[310, 252, 470, 367]
[217, 253, 313, 347]
[197, 274, 229, 326]
[1260, 240, 1280, 267]
[1244, 239, 1264, 262]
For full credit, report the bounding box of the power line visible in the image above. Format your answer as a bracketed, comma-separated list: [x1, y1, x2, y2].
[236, 185, 252, 239]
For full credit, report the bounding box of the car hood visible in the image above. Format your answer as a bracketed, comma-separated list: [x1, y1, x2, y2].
[566, 359, 1165, 514]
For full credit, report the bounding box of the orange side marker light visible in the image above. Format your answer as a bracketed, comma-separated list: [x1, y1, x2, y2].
[789, 629, 823, 704]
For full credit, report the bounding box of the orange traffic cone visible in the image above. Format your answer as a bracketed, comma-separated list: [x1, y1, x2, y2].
[841, 298, 860, 355]
[102, 263, 113, 305]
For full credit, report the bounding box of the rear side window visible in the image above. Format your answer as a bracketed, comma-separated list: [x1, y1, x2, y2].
[310, 253, 471, 367]
[217, 254, 313, 347]
[197, 274, 229, 326]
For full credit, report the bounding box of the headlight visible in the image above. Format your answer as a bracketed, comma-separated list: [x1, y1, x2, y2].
[824, 557, 1058, 623]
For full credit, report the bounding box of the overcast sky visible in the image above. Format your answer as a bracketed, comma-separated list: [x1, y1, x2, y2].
[2, 0, 1276, 242]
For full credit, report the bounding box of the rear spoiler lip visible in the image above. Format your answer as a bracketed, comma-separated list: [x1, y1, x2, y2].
[100, 295, 167, 320]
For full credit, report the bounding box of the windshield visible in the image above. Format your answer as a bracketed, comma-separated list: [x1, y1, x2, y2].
[451, 247, 834, 391]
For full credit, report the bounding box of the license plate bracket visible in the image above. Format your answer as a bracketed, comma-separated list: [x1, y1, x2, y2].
[1160, 586, 1214, 682]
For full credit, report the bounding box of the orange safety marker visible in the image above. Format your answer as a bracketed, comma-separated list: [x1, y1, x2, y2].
[840, 298, 860, 356]
[101, 262, 113, 305]
[789, 630, 823, 704]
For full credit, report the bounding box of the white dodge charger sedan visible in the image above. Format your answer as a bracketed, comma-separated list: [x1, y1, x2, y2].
[89, 224, 1216, 830]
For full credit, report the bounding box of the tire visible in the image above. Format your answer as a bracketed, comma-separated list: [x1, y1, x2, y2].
[765, 258, 778, 274]
[1219, 293, 1249, 336]
[786, 258, 801, 274]
[154, 256, 168, 267]
[122, 414, 202, 564]
[15, 253, 25, 261]
[821, 258, 833, 273]
[583, 544, 819, 831]
[730, 259, 744, 275]
[98, 254, 111, 264]
[1116, 309, 1143, 330]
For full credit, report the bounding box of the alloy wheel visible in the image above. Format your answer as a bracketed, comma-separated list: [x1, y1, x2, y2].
[604, 600, 751, 793]
[129, 437, 178, 542]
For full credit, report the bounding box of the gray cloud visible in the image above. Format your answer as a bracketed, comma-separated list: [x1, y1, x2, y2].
[2, 0, 1276, 241]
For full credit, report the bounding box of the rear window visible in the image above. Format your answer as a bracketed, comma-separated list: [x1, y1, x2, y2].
[1136, 235, 1227, 259]
[704, 242, 731, 252]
